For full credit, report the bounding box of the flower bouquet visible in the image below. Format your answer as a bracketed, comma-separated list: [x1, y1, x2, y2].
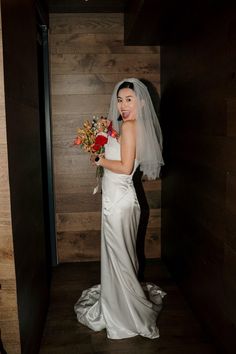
[74, 116, 118, 193]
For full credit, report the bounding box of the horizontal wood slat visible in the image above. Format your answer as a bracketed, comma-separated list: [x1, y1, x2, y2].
[57, 228, 161, 262]
[57, 209, 161, 262]
[51, 53, 160, 75]
[53, 175, 162, 196]
[50, 33, 160, 55]
[49, 13, 124, 35]
[57, 212, 101, 232]
[51, 73, 160, 95]
[57, 208, 161, 232]
[51, 94, 111, 114]
[55, 190, 161, 213]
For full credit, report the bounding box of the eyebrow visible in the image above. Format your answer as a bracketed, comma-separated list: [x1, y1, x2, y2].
[117, 95, 134, 99]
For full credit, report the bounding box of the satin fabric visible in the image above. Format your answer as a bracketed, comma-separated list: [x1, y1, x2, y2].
[74, 136, 166, 339]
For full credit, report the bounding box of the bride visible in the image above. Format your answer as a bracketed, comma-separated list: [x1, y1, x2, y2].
[74, 78, 166, 339]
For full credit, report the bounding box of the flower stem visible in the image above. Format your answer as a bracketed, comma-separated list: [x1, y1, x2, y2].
[96, 166, 104, 178]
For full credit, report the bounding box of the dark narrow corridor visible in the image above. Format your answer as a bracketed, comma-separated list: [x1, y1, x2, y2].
[0, 1, 236, 354]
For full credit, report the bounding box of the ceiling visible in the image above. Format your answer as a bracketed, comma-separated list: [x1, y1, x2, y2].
[48, 0, 128, 13]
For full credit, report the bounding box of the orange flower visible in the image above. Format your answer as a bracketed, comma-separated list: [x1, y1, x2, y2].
[111, 129, 118, 138]
[74, 137, 82, 145]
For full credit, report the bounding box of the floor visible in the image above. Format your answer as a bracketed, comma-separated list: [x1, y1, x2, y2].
[40, 260, 219, 354]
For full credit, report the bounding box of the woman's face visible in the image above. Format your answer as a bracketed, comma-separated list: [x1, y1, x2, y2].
[117, 88, 137, 121]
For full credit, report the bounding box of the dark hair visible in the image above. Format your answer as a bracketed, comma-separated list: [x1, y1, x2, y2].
[117, 81, 134, 96]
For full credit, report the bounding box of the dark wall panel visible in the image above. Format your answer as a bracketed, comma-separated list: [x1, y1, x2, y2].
[1, 0, 50, 353]
[161, 2, 236, 354]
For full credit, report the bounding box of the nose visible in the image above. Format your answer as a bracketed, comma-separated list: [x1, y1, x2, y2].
[121, 100, 127, 109]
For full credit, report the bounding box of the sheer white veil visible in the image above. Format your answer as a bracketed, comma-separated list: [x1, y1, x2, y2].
[108, 78, 164, 180]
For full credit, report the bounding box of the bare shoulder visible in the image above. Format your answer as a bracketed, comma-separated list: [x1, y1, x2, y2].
[121, 120, 136, 134]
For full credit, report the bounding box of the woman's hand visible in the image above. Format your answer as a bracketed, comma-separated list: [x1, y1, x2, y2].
[90, 153, 104, 166]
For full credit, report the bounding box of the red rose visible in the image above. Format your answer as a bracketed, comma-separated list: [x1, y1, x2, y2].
[92, 144, 101, 151]
[92, 134, 108, 151]
[95, 134, 108, 146]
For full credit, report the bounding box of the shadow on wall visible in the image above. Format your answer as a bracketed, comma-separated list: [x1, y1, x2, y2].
[0, 333, 7, 354]
[133, 166, 149, 281]
[159, 80, 203, 179]
[133, 79, 161, 280]
[140, 77, 165, 177]
[140, 78, 161, 118]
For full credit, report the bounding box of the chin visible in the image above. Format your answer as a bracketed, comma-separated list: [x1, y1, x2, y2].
[123, 117, 135, 121]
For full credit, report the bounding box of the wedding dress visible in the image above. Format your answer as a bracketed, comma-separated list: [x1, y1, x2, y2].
[74, 135, 166, 339]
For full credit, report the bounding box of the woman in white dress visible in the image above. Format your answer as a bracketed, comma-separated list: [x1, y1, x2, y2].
[74, 78, 166, 339]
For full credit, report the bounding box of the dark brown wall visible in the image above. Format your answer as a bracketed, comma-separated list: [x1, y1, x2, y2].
[161, 2, 236, 354]
[1, 0, 50, 353]
[0, 5, 21, 353]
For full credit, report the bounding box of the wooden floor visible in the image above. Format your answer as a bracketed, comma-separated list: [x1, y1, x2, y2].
[40, 260, 219, 354]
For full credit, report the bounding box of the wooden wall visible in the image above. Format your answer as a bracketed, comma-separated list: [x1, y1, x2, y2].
[49, 13, 162, 263]
[0, 0, 50, 353]
[160, 2, 236, 354]
[0, 4, 21, 353]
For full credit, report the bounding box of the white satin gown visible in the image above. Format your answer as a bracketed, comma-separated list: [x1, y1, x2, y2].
[74, 135, 166, 339]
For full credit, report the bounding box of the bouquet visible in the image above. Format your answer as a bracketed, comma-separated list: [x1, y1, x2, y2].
[74, 116, 119, 193]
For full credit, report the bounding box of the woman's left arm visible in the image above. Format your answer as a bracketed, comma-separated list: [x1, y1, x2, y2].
[98, 121, 136, 175]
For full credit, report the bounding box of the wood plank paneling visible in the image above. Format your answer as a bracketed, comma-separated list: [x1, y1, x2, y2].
[50, 13, 161, 263]
[50, 33, 160, 54]
[56, 209, 161, 262]
[52, 94, 111, 114]
[51, 73, 160, 95]
[50, 13, 123, 34]
[50, 53, 160, 75]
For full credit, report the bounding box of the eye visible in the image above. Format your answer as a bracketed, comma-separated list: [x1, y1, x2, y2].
[117, 98, 122, 103]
